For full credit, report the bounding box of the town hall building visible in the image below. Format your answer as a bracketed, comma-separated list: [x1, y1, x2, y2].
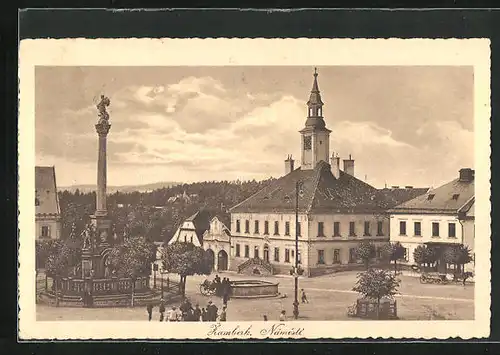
[228, 69, 428, 277]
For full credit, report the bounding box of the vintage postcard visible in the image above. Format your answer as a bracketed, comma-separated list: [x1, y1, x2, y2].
[18, 38, 491, 340]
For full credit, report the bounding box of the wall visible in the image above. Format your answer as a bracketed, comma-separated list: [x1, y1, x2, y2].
[390, 213, 464, 265]
[35, 216, 61, 239]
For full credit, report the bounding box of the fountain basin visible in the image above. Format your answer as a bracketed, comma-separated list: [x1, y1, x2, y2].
[230, 280, 279, 298]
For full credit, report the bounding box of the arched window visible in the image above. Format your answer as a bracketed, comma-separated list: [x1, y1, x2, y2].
[318, 107, 322, 116]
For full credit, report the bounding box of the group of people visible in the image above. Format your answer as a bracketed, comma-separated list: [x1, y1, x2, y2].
[212, 274, 232, 305]
[147, 298, 227, 322]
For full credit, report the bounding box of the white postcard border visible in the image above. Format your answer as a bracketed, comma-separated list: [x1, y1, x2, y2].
[18, 38, 491, 340]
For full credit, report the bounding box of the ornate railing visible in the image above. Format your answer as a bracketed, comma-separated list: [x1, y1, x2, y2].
[52, 276, 151, 296]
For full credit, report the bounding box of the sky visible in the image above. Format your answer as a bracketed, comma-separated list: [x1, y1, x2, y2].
[35, 66, 474, 189]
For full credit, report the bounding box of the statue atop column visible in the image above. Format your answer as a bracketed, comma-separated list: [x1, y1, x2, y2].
[95, 94, 111, 136]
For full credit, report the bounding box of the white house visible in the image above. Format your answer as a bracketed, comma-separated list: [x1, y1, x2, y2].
[35, 166, 62, 239]
[388, 168, 475, 272]
[168, 210, 211, 247]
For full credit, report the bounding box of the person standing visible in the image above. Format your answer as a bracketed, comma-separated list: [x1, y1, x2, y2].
[193, 304, 202, 321]
[146, 302, 153, 321]
[301, 289, 309, 304]
[279, 310, 286, 321]
[159, 299, 166, 322]
[222, 278, 230, 306]
[207, 301, 218, 321]
[263, 315, 268, 321]
[167, 306, 178, 322]
[201, 308, 208, 321]
[219, 306, 227, 321]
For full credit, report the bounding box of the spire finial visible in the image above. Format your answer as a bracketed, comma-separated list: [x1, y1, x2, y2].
[314, 67, 318, 75]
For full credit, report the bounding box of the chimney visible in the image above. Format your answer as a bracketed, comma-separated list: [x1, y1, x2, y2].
[285, 155, 295, 175]
[330, 152, 340, 179]
[343, 154, 355, 176]
[459, 168, 475, 182]
[405, 186, 413, 189]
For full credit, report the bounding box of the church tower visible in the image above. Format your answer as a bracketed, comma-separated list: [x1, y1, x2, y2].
[300, 68, 331, 170]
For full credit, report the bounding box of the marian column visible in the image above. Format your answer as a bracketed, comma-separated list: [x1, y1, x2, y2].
[87, 95, 113, 278]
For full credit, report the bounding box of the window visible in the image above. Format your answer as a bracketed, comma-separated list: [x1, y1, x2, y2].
[414, 221, 422, 236]
[297, 222, 301, 236]
[399, 221, 407, 236]
[432, 222, 440, 237]
[274, 221, 279, 235]
[364, 221, 371, 236]
[377, 221, 383, 236]
[41, 226, 50, 238]
[285, 249, 290, 263]
[349, 222, 356, 236]
[254, 220, 260, 234]
[333, 249, 340, 264]
[452, 194, 460, 200]
[403, 248, 409, 261]
[291, 250, 295, 259]
[274, 248, 280, 262]
[318, 222, 324, 237]
[236, 220, 241, 233]
[334, 222, 340, 237]
[245, 220, 250, 234]
[317, 250, 325, 264]
[264, 221, 269, 235]
[35, 198, 40, 206]
[285, 222, 290, 236]
[190, 236, 193, 243]
[254, 246, 259, 259]
[349, 248, 357, 263]
[235, 244, 241, 257]
[304, 136, 312, 150]
[448, 223, 456, 238]
[184, 235, 187, 242]
[244, 245, 250, 258]
[427, 194, 435, 201]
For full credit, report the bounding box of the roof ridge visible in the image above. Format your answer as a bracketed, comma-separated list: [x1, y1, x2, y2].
[228, 174, 281, 212]
[305, 163, 324, 213]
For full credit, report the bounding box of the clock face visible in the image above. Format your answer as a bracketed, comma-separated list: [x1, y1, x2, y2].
[303, 136, 312, 150]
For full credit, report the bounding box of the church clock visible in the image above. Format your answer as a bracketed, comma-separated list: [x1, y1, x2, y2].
[303, 136, 312, 150]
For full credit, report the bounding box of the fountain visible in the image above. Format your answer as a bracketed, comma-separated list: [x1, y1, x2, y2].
[230, 280, 280, 298]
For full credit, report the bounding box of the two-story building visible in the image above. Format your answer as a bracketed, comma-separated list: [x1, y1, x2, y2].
[202, 215, 232, 272]
[35, 166, 62, 240]
[388, 168, 475, 272]
[228, 69, 428, 277]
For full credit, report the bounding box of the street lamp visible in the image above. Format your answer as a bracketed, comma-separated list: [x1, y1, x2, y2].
[290, 181, 304, 320]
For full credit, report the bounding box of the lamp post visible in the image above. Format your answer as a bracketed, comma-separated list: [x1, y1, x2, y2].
[293, 180, 302, 320]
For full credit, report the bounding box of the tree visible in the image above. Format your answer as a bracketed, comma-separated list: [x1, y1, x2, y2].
[161, 242, 212, 297]
[36, 239, 62, 290]
[380, 242, 406, 275]
[355, 241, 376, 270]
[352, 268, 401, 319]
[442, 244, 473, 275]
[413, 245, 438, 271]
[107, 235, 156, 307]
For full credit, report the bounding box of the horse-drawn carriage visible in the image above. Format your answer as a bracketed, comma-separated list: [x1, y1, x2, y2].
[199, 279, 217, 296]
[419, 271, 473, 285]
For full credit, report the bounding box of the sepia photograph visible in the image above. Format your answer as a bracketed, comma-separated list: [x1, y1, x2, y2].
[18, 38, 491, 339]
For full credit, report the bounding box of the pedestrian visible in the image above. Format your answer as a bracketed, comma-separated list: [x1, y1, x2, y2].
[193, 304, 202, 321]
[279, 310, 286, 321]
[159, 299, 166, 322]
[146, 302, 153, 321]
[207, 300, 218, 321]
[219, 306, 227, 321]
[201, 308, 208, 321]
[167, 306, 178, 322]
[176, 306, 183, 321]
[301, 289, 309, 304]
[263, 315, 268, 321]
[222, 279, 230, 306]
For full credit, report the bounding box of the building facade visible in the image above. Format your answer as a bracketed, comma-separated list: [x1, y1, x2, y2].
[35, 166, 62, 240]
[202, 216, 232, 272]
[228, 69, 428, 277]
[388, 168, 475, 272]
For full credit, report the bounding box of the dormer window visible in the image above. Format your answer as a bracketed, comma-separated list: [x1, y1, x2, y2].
[427, 194, 435, 201]
[452, 194, 460, 200]
[35, 198, 40, 206]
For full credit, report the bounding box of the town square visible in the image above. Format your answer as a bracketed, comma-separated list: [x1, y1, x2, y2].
[18, 37, 492, 341]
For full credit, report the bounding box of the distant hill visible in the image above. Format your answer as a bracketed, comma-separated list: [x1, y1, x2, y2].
[59, 181, 181, 194]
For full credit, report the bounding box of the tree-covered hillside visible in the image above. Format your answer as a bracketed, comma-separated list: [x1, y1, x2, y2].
[58, 178, 275, 243]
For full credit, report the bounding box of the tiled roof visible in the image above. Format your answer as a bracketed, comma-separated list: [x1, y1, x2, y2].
[230, 160, 419, 214]
[388, 177, 474, 215]
[35, 166, 60, 216]
[378, 187, 429, 208]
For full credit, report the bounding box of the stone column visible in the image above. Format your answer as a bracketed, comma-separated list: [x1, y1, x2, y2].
[95, 121, 111, 216]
